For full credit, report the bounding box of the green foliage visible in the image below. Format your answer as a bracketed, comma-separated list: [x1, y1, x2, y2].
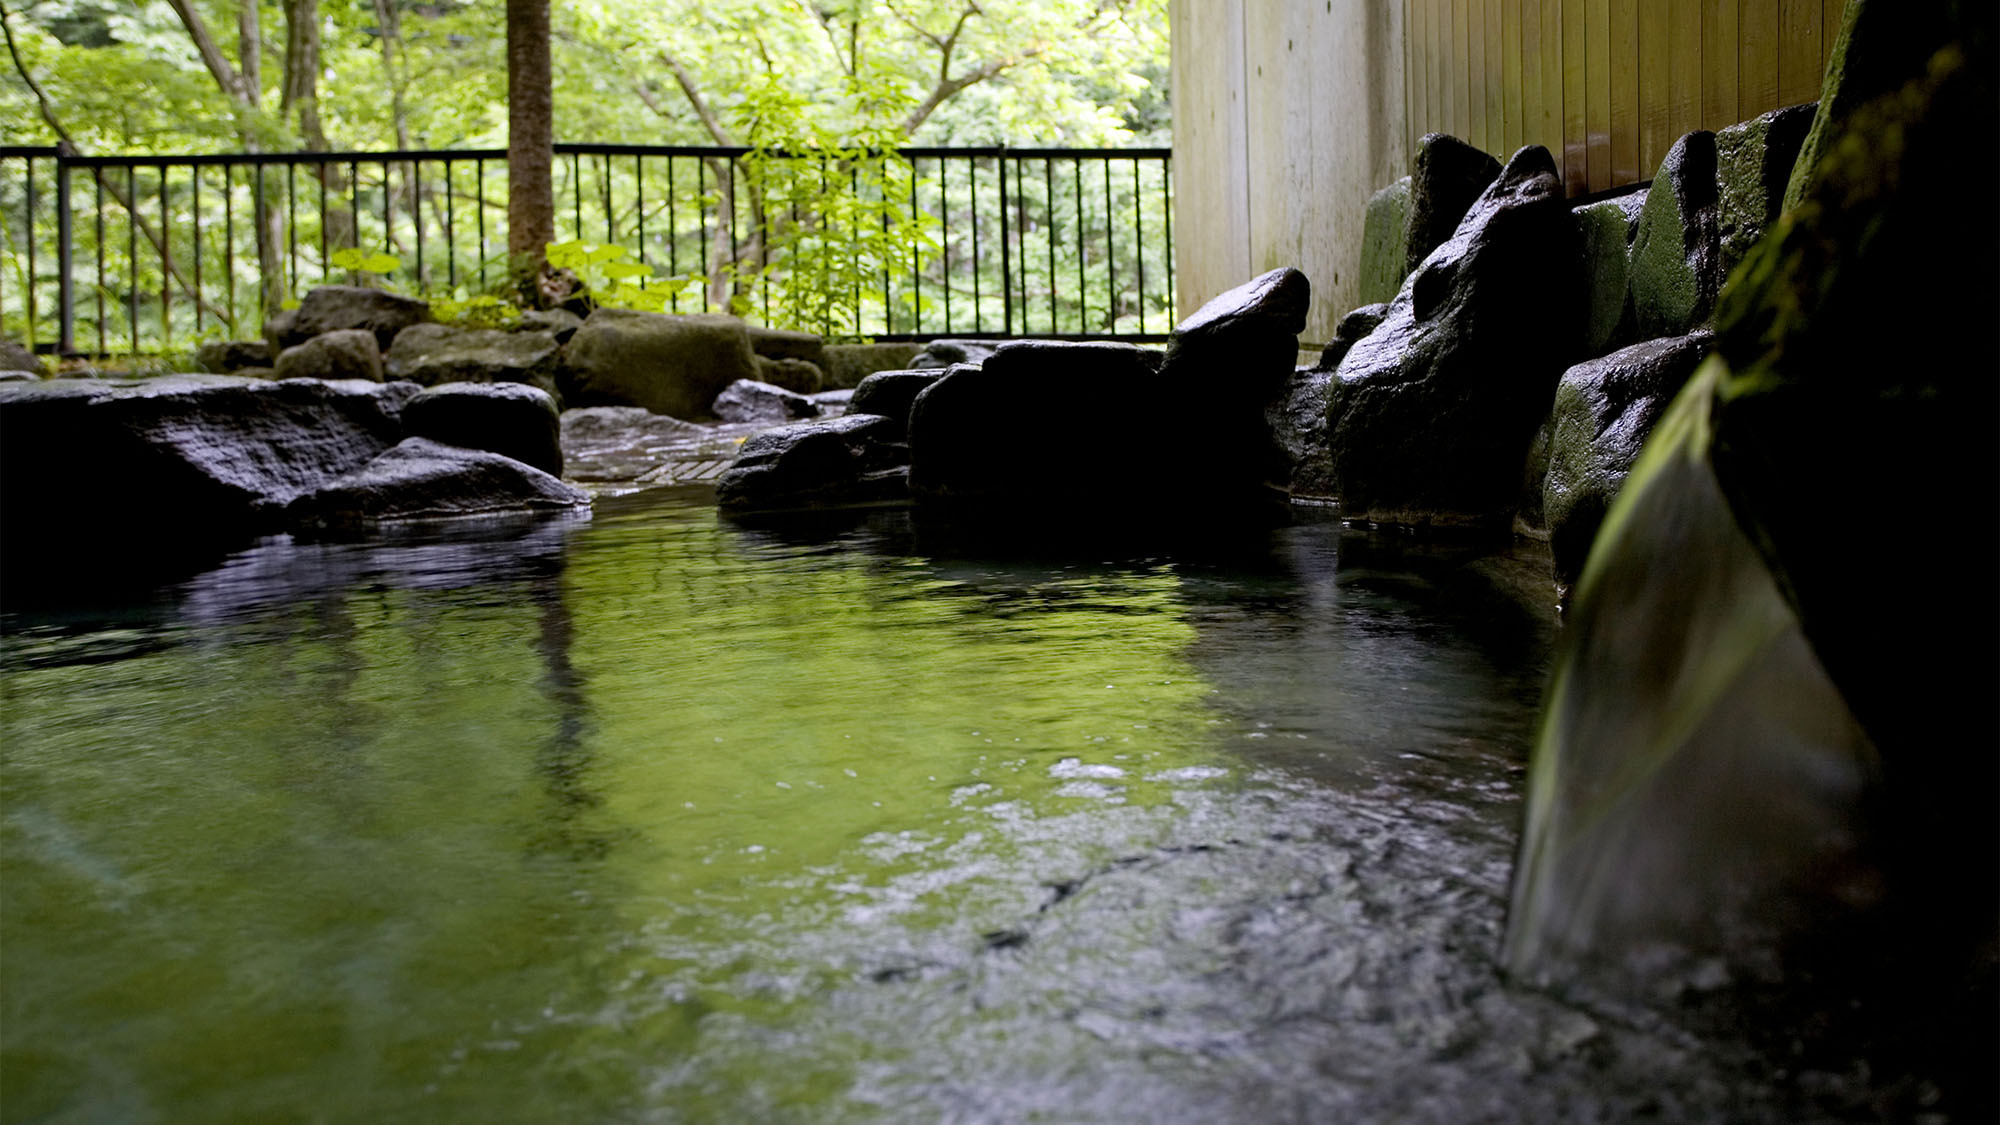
[544, 239, 695, 313]
[328, 247, 403, 277]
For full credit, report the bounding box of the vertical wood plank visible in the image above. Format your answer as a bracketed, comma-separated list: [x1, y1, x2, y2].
[1543, 0, 1565, 161]
[1406, 0, 1421, 157]
[1779, 0, 1822, 105]
[1610, 0, 1640, 184]
[1467, 0, 1486, 148]
[1740, 0, 1780, 121]
[1563, 0, 1587, 193]
[1669, 0, 1702, 144]
[1701, 0, 1739, 128]
[1821, 0, 1845, 79]
[1486, 0, 1506, 154]
[1502, 0, 1524, 156]
[1454, 0, 1472, 141]
[1586, 0, 1611, 191]
[1522, 0, 1544, 155]
[1167, 0, 1249, 319]
[1428, 0, 1446, 143]
[1639, 0, 1671, 175]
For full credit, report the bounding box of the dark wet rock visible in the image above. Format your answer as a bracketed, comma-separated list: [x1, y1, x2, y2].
[1268, 366, 1337, 499]
[275, 285, 433, 352]
[0, 375, 417, 546]
[560, 308, 760, 419]
[755, 355, 825, 394]
[514, 307, 583, 343]
[274, 329, 385, 383]
[1542, 333, 1711, 586]
[0, 370, 41, 383]
[558, 406, 707, 483]
[909, 338, 1000, 370]
[1715, 103, 1816, 277]
[0, 338, 46, 377]
[1575, 188, 1648, 355]
[195, 339, 272, 373]
[1327, 146, 1583, 528]
[1359, 178, 1413, 305]
[1781, 0, 1952, 215]
[403, 381, 563, 477]
[747, 325, 826, 369]
[1628, 132, 1722, 340]
[849, 368, 947, 429]
[809, 388, 854, 408]
[716, 413, 910, 513]
[713, 379, 822, 425]
[384, 323, 563, 399]
[285, 437, 588, 527]
[1163, 267, 1311, 513]
[1336, 303, 1391, 344]
[1404, 133, 1504, 278]
[821, 342, 923, 389]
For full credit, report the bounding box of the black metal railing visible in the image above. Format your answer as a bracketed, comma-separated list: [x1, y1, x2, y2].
[1, 143, 1175, 359]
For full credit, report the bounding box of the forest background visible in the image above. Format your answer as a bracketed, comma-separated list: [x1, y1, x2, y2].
[1, 1, 1172, 350]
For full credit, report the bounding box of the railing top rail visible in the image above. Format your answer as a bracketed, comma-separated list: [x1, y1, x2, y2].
[38, 143, 1174, 169]
[0, 145, 63, 158]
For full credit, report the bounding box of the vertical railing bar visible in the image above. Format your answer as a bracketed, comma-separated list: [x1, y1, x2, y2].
[190, 163, 202, 335]
[96, 171, 106, 354]
[476, 159, 486, 288]
[940, 157, 950, 333]
[445, 159, 456, 291]
[697, 158, 708, 313]
[910, 156, 921, 336]
[1044, 157, 1055, 334]
[316, 160, 327, 286]
[571, 151, 582, 242]
[1073, 157, 1084, 335]
[127, 166, 137, 354]
[997, 153, 1011, 337]
[347, 160, 359, 277]
[635, 155, 646, 272]
[223, 164, 234, 338]
[879, 157, 890, 335]
[381, 160, 391, 260]
[601, 153, 613, 244]
[1016, 157, 1029, 334]
[728, 157, 739, 313]
[160, 167, 171, 345]
[668, 155, 679, 311]
[286, 161, 297, 302]
[849, 161, 859, 338]
[23, 157, 34, 353]
[971, 157, 981, 333]
[412, 159, 424, 290]
[1133, 158, 1144, 335]
[57, 150, 75, 355]
[1104, 159, 1115, 336]
[1162, 156, 1174, 327]
[758, 161, 769, 323]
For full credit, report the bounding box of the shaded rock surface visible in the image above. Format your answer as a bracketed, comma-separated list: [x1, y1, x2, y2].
[712, 379, 822, 425]
[1541, 333, 1711, 586]
[747, 325, 825, 369]
[274, 329, 384, 383]
[1327, 146, 1583, 528]
[274, 285, 432, 352]
[716, 413, 910, 513]
[754, 356, 824, 394]
[196, 339, 272, 373]
[1404, 134, 1503, 278]
[285, 437, 587, 527]
[560, 309, 759, 419]
[0, 370, 41, 383]
[848, 369, 946, 429]
[0, 338, 46, 377]
[909, 339, 1000, 370]
[1628, 132, 1722, 340]
[514, 308, 583, 343]
[821, 342, 923, 389]
[403, 381, 564, 477]
[1575, 188, 1647, 355]
[1359, 178, 1414, 305]
[1715, 103, 1816, 276]
[385, 323, 562, 398]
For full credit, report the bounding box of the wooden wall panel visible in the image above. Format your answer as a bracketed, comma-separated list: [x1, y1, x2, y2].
[1779, 0, 1824, 106]
[1502, 0, 1523, 156]
[1562, 0, 1586, 190]
[1585, 0, 1610, 191]
[1610, 0, 1640, 185]
[1739, 0, 1781, 117]
[1668, 0, 1702, 143]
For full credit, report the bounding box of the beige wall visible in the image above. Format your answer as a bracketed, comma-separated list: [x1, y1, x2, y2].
[1172, 0, 1408, 345]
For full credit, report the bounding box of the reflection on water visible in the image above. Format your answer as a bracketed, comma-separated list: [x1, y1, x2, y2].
[2, 490, 1809, 1121]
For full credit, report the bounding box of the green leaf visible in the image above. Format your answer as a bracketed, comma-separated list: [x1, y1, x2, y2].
[600, 261, 652, 280]
[362, 253, 403, 274]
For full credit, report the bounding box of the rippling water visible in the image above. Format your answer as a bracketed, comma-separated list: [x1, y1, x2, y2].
[2, 490, 1808, 1121]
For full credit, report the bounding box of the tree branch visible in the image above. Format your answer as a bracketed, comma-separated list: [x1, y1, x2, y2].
[654, 47, 734, 146]
[163, 0, 249, 103]
[0, 0, 68, 143]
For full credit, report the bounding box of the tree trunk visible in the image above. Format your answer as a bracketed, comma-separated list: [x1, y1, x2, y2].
[507, 0, 554, 290]
[280, 0, 326, 151]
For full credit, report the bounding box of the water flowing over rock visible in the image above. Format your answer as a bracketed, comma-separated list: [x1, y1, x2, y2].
[712, 379, 822, 425]
[560, 309, 760, 419]
[1541, 333, 1710, 588]
[403, 382, 564, 477]
[1627, 132, 1722, 340]
[1326, 146, 1583, 528]
[1403, 133, 1503, 279]
[385, 323, 563, 399]
[271, 285, 433, 352]
[557, 406, 707, 483]
[274, 329, 384, 383]
[715, 413, 910, 513]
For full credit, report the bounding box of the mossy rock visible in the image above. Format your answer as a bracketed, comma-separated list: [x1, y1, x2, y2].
[1357, 177, 1412, 306]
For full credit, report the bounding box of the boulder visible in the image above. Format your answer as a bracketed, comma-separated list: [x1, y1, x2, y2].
[559, 309, 760, 419]
[1627, 131, 1722, 340]
[261, 307, 299, 357]
[848, 368, 946, 429]
[1163, 267, 1311, 514]
[712, 379, 822, 425]
[1575, 188, 1648, 355]
[274, 329, 385, 383]
[1327, 145, 1584, 528]
[558, 406, 707, 483]
[1403, 133, 1504, 279]
[810, 388, 854, 410]
[0, 371, 42, 383]
[385, 322, 563, 398]
[909, 338, 1001, 370]
[514, 307, 583, 343]
[1267, 366, 1337, 499]
[1715, 103, 1817, 277]
[716, 413, 911, 514]
[1318, 302, 1392, 369]
[907, 341, 1170, 515]
[285, 437, 588, 527]
[0, 375, 417, 546]
[1541, 333, 1711, 586]
[746, 325, 826, 370]
[195, 339, 273, 374]
[233, 367, 278, 381]
[403, 382, 563, 477]
[821, 341, 923, 389]
[0, 337, 46, 377]
[754, 355, 825, 394]
[277, 285, 432, 351]
[1358, 177, 1413, 305]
